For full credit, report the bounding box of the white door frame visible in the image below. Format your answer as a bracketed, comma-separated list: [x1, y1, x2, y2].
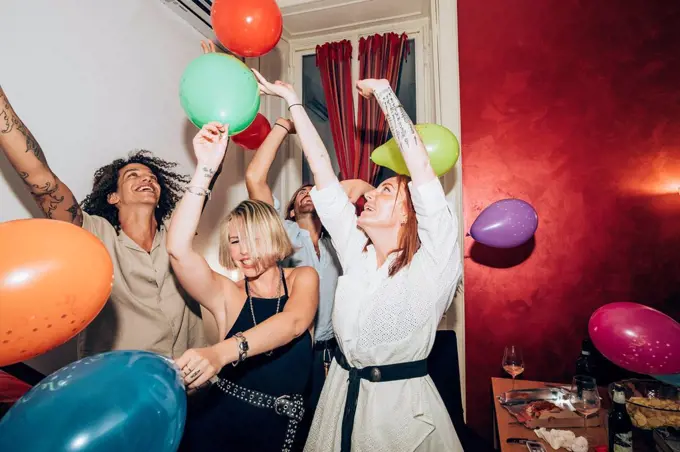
[430, 0, 466, 418]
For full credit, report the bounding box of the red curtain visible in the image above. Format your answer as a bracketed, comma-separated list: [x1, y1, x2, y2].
[315, 34, 409, 184]
[357, 33, 410, 184]
[315, 40, 357, 180]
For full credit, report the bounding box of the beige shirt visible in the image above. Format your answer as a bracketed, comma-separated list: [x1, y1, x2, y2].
[77, 212, 206, 359]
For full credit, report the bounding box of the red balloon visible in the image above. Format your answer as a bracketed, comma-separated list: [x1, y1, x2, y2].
[589, 302, 680, 375]
[232, 113, 272, 150]
[211, 0, 283, 58]
[0, 219, 113, 366]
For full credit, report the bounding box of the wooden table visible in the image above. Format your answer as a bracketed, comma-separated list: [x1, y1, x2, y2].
[492, 377, 608, 451]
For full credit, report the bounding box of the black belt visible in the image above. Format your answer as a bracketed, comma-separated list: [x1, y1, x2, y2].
[313, 338, 338, 351]
[334, 348, 428, 452]
[216, 378, 304, 452]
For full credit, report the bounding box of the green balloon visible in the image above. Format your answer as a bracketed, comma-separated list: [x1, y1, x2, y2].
[370, 123, 460, 177]
[179, 53, 260, 135]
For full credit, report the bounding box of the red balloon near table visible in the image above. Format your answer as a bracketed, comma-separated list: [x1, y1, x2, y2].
[211, 0, 283, 58]
[232, 113, 272, 150]
[588, 302, 680, 375]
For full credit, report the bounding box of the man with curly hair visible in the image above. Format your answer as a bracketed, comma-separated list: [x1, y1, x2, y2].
[0, 86, 209, 360]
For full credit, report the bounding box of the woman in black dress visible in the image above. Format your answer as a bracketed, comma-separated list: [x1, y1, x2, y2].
[167, 122, 318, 451]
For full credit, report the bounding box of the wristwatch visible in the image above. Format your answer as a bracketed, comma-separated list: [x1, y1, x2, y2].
[232, 332, 248, 366]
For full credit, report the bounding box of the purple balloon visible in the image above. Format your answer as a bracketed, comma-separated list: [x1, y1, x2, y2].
[589, 302, 680, 375]
[470, 199, 538, 248]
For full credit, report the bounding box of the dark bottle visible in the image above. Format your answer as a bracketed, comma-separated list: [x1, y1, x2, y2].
[575, 338, 594, 377]
[608, 383, 633, 452]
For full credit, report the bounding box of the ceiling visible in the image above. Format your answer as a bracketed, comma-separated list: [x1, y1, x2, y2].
[163, 0, 428, 41]
[278, 0, 430, 37]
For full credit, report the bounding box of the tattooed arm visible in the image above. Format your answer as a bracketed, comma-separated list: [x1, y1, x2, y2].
[0, 87, 82, 225]
[357, 79, 436, 187]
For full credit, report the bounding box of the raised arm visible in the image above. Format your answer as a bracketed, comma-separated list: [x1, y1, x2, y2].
[0, 87, 82, 224]
[251, 69, 337, 189]
[245, 117, 292, 205]
[357, 79, 436, 188]
[340, 179, 375, 203]
[176, 267, 319, 389]
[167, 122, 230, 318]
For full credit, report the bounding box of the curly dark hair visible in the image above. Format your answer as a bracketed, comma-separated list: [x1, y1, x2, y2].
[80, 150, 190, 232]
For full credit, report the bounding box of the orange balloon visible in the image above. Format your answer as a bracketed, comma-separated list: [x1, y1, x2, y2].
[211, 0, 283, 58]
[0, 219, 113, 366]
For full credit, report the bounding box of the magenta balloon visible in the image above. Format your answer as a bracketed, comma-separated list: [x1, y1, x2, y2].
[469, 199, 538, 248]
[589, 302, 680, 375]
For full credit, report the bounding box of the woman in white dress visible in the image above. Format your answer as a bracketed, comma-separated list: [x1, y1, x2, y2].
[252, 70, 464, 452]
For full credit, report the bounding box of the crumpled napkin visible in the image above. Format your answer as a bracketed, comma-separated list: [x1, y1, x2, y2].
[533, 428, 588, 452]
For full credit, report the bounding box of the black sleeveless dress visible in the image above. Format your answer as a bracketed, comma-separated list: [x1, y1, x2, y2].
[180, 268, 313, 451]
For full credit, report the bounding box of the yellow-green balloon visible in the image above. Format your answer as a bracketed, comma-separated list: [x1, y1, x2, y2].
[179, 53, 260, 135]
[370, 124, 460, 177]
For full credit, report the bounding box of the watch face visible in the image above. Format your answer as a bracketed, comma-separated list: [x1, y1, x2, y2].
[242, 342, 249, 352]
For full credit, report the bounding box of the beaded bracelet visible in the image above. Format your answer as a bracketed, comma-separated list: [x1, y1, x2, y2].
[186, 186, 211, 200]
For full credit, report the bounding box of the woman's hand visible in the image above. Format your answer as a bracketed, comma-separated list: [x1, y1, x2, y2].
[200, 40, 217, 54]
[251, 68, 300, 105]
[340, 179, 375, 203]
[355, 78, 390, 99]
[193, 122, 229, 171]
[175, 346, 226, 389]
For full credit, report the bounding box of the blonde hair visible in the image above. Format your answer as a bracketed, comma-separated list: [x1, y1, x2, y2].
[219, 200, 294, 269]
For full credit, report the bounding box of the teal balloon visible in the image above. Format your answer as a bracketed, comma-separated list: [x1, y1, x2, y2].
[0, 351, 186, 452]
[654, 373, 680, 386]
[179, 53, 260, 135]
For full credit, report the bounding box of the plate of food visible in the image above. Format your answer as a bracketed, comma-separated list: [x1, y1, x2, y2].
[499, 387, 602, 429]
[609, 379, 680, 430]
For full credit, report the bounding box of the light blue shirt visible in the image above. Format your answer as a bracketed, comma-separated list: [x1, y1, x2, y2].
[274, 197, 341, 342]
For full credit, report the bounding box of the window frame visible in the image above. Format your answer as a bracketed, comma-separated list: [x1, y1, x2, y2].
[288, 18, 434, 187]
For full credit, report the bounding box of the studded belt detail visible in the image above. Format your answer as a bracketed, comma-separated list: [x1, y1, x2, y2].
[216, 378, 305, 452]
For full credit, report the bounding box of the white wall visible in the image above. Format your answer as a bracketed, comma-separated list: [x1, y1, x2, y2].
[0, 0, 292, 375]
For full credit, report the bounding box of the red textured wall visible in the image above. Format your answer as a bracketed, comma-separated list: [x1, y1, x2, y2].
[458, 0, 680, 438]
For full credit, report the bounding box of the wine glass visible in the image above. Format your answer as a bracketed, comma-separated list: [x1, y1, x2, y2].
[569, 375, 601, 439]
[502, 345, 524, 389]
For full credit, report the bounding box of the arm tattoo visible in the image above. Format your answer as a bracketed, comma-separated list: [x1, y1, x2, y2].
[66, 194, 83, 224]
[0, 109, 12, 134]
[374, 86, 419, 151]
[30, 180, 65, 219]
[0, 89, 13, 134]
[0, 88, 47, 164]
[201, 166, 216, 179]
[20, 170, 66, 219]
[15, 119, 47, 164]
